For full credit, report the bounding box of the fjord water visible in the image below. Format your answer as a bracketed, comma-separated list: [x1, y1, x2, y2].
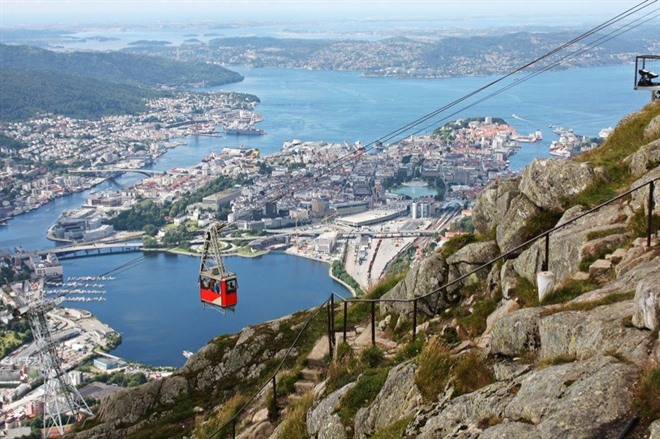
[1, 63, 648, 366]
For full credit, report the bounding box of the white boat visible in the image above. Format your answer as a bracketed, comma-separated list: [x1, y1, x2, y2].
[183, 350, 193, 359]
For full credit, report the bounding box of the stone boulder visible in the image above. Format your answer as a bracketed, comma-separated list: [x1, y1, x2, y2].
[504, 355, 637, 437]
[490, 308, 543, 357]
[380, 252, 451, 318]
[512, 203, 625, 285]
[480, 422, 540, 439]
[472, 177, 521, 235]
[632, 274, 660, 330]
[307, 382, 355, 439]
[499, 260, 518, 299]
[519, 158, 598, 211]
[495, 193, 542, 254]
[354, 362, 421, 438]
[629, 139, 660, 177]
[408, 381, 518, 438]
[538, 300, 651, 362]
[95, 380, 162, 426]
[644, 113, 660, 139]
[630, 165, 660, 215]
[446, 241, 500, 287]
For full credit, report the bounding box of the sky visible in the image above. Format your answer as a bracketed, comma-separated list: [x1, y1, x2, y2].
[0, 0, 653, 27]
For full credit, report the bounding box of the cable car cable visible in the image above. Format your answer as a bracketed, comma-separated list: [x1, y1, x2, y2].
[235, 0, 657, 220]
[407, 9, 660, 138]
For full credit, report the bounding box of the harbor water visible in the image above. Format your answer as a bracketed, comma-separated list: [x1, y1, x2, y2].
[0, 63, 649, 366]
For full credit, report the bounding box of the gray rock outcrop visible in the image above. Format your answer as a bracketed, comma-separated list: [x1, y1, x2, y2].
[408, 380, 518, 438]
[446, 240, 500, 286]
[504, 355, 636, 437]
[538, 300, 650, 362]
[353, 361, 422, 438]
[489, 308, 542, 357]
[307, 383, 355, 439]
[629, 139, 660, 177]
[519, 158, 597, 211]
[472, 177, 521, 235]
[632, 275, 660, 330]
[380, 252, 450, 317]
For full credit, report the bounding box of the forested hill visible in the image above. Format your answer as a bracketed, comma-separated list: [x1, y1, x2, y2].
[0, 44, 243, 88]
[0, 69, 162, 121]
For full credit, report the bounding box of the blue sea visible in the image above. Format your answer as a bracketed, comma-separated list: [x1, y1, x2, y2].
[1, 62, 650, 366]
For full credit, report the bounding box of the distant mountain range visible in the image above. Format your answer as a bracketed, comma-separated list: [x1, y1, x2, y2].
[120, 28, 659, 78]
[0, 44, 244, 121]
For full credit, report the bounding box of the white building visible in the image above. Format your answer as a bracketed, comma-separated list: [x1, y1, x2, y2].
[314, 231, 338, 254]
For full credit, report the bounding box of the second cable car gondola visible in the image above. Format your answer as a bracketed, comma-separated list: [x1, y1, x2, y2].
[199, 222, 237, 311]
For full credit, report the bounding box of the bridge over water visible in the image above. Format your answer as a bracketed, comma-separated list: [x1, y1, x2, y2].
[69, 168, 164, 177]
[33, 242, 144, 259]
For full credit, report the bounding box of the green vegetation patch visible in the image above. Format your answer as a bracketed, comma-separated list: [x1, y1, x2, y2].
[415, 337, 452, 403]
[337, 367, 389, 427]
[540, 290, 635, 317]
[331, 260, 362, 295]
[573, 102, 660, 207]
[276, 392, 315, 439]
[540, 278, 600, 305]
[0, 69, 159, 121]
[518, 208, 563, 244]
[537, 354, 577, 369]
[636, 367, 660, 423]
[515, 276, 540, 308]
[456, 296, 499, 338]
[190, 393, 247, 439]
[441, 233, 477, 257]
[109, 176, 239, 232]
[372, 416, 413, 439]
[628, 209, 660, 240]
[452, 350, 494, 396]
[0, 43, 244, 90]
[585, 226, 627, 241]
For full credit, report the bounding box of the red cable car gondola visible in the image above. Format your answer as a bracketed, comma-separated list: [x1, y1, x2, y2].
[199, 222, 237, 310]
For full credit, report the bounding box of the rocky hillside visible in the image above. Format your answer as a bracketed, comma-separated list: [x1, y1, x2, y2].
[74, 101, 660, 439]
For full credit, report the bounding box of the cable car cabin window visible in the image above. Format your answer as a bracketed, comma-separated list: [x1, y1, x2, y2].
[226, 279, 237, 293]
[200, 276, 210, 289]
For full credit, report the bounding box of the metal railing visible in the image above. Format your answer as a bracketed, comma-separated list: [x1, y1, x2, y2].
[329, 177, 658, 354]
[211, 177, 657, 438]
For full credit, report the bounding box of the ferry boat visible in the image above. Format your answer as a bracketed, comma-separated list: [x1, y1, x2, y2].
[511, 130, 543, 143]
[224, 126, 265, 136]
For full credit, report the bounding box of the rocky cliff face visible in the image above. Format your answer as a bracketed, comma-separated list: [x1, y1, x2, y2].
[300, 104, 660, 439]
[75, 103, 660, 439]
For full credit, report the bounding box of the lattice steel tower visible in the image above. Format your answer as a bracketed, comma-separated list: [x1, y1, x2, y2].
[12, 281, 93, 438]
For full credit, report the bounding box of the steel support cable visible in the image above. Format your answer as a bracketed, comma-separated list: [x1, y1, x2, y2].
[240, 0, 657, 221]
[95, 254, 147, 277]
[207, 297, 330, 439]
[333, 176, 660, 307]
[408, 9, 660, 137]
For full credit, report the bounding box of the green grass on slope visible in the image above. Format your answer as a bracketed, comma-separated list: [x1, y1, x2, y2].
[572, 101, 660, 207]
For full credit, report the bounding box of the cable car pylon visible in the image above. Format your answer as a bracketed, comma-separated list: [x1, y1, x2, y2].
[9, 279, 93, 438]
[199, 222, 238, 312]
